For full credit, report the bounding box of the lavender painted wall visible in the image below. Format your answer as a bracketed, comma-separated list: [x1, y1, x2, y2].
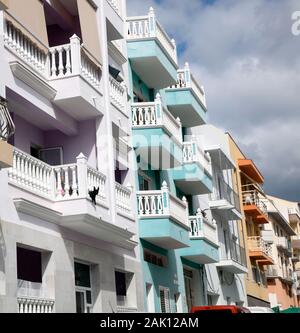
[14, 114, 45, 154]
[44, 120, 97, 167]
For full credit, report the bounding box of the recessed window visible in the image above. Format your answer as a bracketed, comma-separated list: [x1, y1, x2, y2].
[17, 247, 42, 283]
[115, 270, 136, 308]
[144, 250, 167, 267]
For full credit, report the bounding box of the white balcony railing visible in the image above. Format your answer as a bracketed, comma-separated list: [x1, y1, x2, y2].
[109, 75, 127, 113]
[183, 140, 212, 174]
[261, 230, 274, 243]
[248, 236, 273, 260]
[189, 209, 217, 245]
[127, 7, 177, 65]
[168, 62, 206, 108]
[131, 93, 182, 144]
[8, 148, 107, 205]
[49, 36, 101, 89]
[137, 181, 189, 227]
[242, 189, 268, 217]
[115, 182, 132, 215]
[107, 0, 122, 15]
[4, 17, 102, 92]
[17, 279, 54, 313]
[18, 297, 55, 313]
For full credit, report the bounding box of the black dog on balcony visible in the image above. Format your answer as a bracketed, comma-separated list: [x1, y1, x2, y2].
[89, 187, 99, 205]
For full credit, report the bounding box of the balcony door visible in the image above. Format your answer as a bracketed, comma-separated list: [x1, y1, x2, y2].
[184, 269, 194, 312]
[74, 262, 93, 313]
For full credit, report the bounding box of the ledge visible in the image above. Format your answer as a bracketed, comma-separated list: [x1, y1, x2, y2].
[9, 61, 57, 100]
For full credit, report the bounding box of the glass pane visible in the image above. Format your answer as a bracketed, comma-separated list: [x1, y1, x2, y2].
[74, 262, 91, 288]
[115, 271, 127, 296]
[86, 290, 92, 305]
[76, 291, 85, 313]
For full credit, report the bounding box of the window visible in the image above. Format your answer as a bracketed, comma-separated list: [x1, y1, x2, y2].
[138, 172, 151, 191]
[144, 250, 167, 267]
[115, 271, 127, 297]
[74, 262, 93, 313]
[17, 247, 42, 283]
[115, 270, 136, 308]
[159, 287, 171, 313]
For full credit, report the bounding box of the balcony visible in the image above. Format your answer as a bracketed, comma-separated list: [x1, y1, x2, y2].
[216, 241, 248, 274]
[17, 280, 55, 313]
[261, 230, 274, 243]
[179, 211, 219, 264]
[137, 182, 190, 249]
[292, 236, 300, 249]
[131, 94, 183, 169]
[165, 63, 207, 127]
[266, 266, 279, 279]
[288, 208, 300, 224]
[172, 139, 213, 195]
[0, 98, 14, 168]
[4, 17, 103, 120]
[209, 179, 242, 220]
[109, 75, 127, 115]
[242, 189, 269, 224]
[248, 236, 274, 265]
[276, 237, 292, 256]
[7, 148, 136, 249]
[127, 7, 178, 89]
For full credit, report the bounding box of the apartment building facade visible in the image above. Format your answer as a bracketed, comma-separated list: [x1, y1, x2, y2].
[228, 134, 273, 307]
[262, 196, 297, 310]
[127, 7, 249, 312]
[0, 0, 145, 313]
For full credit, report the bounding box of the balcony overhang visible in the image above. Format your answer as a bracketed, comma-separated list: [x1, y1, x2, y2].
[0, 140, 13, 168]
[164, 88, 206, 127]
[132, 128, 182, 169]
[172, 163, 213, 195]
[216, 260, 248, 274]
[238, 159, 264, 184]
[139, 218, 190, 250]
[127, 39, 178, 89]
[243, 204, 269, 224]
[209, 199, 242, 220]
[179, 238, 219, 264]
[51, 75, 104, 121]
[206, 146, 235, 170]
[249, 251, 274, 265]
[292, 237, 300, 249]
[13, 197, 137, 251]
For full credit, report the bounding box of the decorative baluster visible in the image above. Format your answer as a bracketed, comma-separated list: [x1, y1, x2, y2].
[58, 47, 64, 77]
[23, 156, 29, 187]
[132, 107, 138, 125]
[65, 45, 71, 75]
[144, 195, 150, 215]
[50, 49, 57, 78]
[150, 195, 156, 215]
[63, 167, 70, 198]
[19, 153, 25, 185]
[138, 196, 144, 215]
[55, 168, 63, 199]
[71, 166, 78, 196]
[157, 194, 162, 214]
[12, 151, 17, 181]
[19, 300, 24, 313]
[144, 106, 150, 125]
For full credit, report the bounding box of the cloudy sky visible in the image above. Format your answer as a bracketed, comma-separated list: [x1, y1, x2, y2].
[127, 0, 300, 202]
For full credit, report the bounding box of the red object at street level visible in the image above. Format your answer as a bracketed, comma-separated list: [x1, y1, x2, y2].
[190, 306, 251, 314]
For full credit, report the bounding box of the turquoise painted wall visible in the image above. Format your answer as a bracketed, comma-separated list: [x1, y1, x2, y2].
[129, 62, 207, 313]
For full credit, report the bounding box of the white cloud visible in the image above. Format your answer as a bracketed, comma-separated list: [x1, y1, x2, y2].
[127, 0, 300, 201]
